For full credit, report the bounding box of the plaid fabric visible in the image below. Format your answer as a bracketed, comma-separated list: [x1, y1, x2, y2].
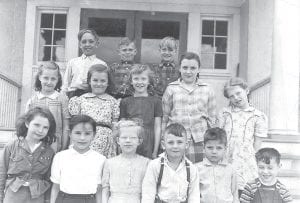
[151, 62, 179, 97]
[186, 140, 204, 163]
[162, 80, 217, 143]
[110, 62, 134, 98]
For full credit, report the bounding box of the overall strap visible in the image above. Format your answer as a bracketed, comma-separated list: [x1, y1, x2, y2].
[156, 157, 165, 192]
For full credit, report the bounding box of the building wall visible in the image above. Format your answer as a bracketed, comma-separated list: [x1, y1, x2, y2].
[246, 0, 273, 86]
[0, 0, 26, 84]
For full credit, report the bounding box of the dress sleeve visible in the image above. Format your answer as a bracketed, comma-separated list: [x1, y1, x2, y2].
[112, 98, 120, 122]
[68, 96, 81, 116]
[254, 112, 268, 138]
[207, 86, 217, 126]
[0, 143, 12, 202]
[154, 97, 163, 117]
[101, 160, 110, 188]
[162, 86, 173, 126]
[239, 183, 254, 203]
[50, 153, 61, 184]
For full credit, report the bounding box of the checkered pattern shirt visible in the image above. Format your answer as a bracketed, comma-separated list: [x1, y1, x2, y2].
[162, 80, 217, 142]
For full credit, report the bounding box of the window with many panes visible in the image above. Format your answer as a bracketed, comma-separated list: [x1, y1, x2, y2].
[201, 18, 229, 69]
[38, 11, 67, 62]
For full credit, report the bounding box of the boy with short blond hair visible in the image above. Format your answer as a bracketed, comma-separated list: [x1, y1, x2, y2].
[197, 127, 239, 203]
[240, 148, 293, 203]
[142, 123, 200, 203]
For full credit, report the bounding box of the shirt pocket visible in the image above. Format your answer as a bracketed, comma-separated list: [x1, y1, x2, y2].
[37, 156, 52, 171]
[9, 156, 25, 172]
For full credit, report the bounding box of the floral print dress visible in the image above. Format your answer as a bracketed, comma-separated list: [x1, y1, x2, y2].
[69, 93, 120, 158]
[218, 106, 268, 190]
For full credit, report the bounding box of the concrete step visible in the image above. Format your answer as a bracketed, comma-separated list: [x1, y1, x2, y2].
[280, 154, 300, 171]
[261, 135, 300, 156]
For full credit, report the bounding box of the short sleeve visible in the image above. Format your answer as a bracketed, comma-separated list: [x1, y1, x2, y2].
[50, 153, 61, 184]
[254, 112, 268, 138]
[111, 98, 120, 122]
[68, 96, 81, 115]
[119, 98, 128, 119]
[60, 93, 70, 119]
[154, 97, 163, 117]
[101, 160, 110, 188]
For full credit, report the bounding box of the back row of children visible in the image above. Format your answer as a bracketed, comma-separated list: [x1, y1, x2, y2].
[0, 27, 293, 202]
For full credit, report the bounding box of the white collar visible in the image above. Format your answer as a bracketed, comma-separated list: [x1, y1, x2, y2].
[37, 91, 59, 100]
[81, 54, 96, 60]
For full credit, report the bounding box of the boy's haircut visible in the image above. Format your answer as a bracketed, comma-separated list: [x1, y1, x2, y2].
[159, 36, 178, 50]
[16, 107, 56, 145]
[118, 37, 136, 49]
[128, 64, 155, 95]
[87, 64, 115, 94]
[255, 147, 281, 165]
[69, 114, 97, 133]
[179, 52, 201, 67]
[223, 77, 249, 98]
[78, 28, 99, 41]
[34, 61, 62, 92]
[114, 119, 144, 141]
[204, 127, 227, 146]
[164, 123, 187, 138]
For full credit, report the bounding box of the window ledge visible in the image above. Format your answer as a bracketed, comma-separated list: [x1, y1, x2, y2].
[199, 69, 231, 79]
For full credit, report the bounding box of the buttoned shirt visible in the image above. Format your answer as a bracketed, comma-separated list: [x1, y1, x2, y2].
[162, 80, 217, 142]
[50, 148, 106, 194]
[196, 158, 239, 203]
[62, 54, 107, 92]
[110, 61, 135, 98]
[151, 61, 179, 97]
[0, 138, 54, 201]
[142, 153, 200, 203]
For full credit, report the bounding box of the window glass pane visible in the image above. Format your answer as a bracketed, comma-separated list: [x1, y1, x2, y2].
[54, 14, 67, 29]
[215, 54, 226, 69]
[216, 21, 228, 36]
[201, 37, 215, 52]
[53, 30, 66, 45]
[142, 20, 179, 39]
[201, 53, 214, 69]
[89, 18, 126, 37]
[202, 20, 214, 35]
[40, 29, 52, 45]
[53, 46, 65, 62]
[215, 37, 227, 52]
[38, 46, 51, 61]
[41, 14, 53, 28]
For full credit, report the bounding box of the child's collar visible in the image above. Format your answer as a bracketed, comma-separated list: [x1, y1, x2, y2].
[37, 91, 59, 100]
[81, 54, 96, 60]
[203, 157, 228, 166]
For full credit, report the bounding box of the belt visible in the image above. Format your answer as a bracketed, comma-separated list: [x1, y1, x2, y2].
[59, 191, 95, 199]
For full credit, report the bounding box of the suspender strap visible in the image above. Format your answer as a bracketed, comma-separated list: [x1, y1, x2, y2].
[185, 160, 190, 203]
[156, 157, 165, 192]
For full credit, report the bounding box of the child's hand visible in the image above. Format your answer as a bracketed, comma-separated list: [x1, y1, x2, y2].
[152, 152, 157, 159]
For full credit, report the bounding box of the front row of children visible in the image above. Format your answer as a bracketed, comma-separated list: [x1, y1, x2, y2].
[0, 107, 292, 203]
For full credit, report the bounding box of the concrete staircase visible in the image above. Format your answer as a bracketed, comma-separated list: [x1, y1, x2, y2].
[261, 134, 300, 202]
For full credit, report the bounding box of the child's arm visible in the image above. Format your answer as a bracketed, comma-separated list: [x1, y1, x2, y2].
[142, 161, 158, 203]
[161, 87, 173, 135]
[61, 94, 70, 150]
[101, 186, 109, 203]
[231, 169, 239, 203]
[25, 98, 32, 113]
[153, 117, 162, 158]
[187, 166, 200, 203]
[96, 184, 102, 203]
[50, 183, 60, 203]
[254, 112, 268, 151]
[0, 144, 11, 203]
[207, 86, 217, 127]
[61, 60, 72, 93]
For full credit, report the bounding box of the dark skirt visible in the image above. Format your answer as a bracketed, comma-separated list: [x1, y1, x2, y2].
[3, 186, 44, 203]
[55, 191, 96, 203]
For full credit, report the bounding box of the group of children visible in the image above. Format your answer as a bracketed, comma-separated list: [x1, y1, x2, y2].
[0, 28, 293, 203]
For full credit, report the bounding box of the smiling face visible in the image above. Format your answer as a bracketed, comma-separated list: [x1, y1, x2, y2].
[39, 69, 59, 95]
[257, 159, 281, 186]
[159, 45, 177, 62]
[162, 133, 188, 160]
[131, 71, 149, 95]
[226, 85, 249, 109]
[117, 126, 140, 154]
[204, 140, 226, 164]
[26, 115, 50, 142]
[179, 59, 200, 85]
[90, 71, 108, 95]
[79, 32, 98, 56]
[70, 122, 95, 154]
[118, 43, 137, 62]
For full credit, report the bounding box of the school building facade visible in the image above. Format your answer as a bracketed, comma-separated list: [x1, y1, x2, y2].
[0, 0, 299, 200]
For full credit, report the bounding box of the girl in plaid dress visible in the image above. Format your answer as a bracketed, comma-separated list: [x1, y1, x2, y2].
[162, 52, 217, 163]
